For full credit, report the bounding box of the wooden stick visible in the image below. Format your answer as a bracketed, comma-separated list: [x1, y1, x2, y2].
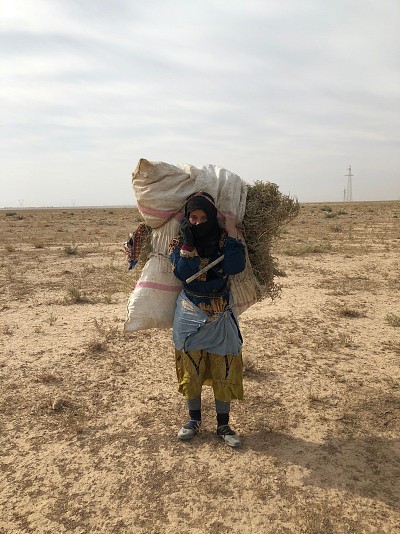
[185, 255, 225, 283]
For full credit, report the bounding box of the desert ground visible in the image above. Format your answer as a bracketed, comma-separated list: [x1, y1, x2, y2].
[1, 200, 399, 534]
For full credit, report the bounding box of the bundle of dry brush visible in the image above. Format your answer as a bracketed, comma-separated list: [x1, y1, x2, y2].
[242, 180, 300, 300]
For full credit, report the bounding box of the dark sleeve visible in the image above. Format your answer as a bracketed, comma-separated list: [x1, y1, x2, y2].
[220, 237, 246, 275]
[170, 247, 201, 282]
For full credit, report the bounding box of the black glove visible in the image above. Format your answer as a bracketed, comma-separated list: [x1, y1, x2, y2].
[179, 217, 194, 247]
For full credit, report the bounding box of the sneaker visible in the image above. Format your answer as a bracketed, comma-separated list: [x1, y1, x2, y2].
[177, 419, 201, 441]
[217, 425, 241, 447]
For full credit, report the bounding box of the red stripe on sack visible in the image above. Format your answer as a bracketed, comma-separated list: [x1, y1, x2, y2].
[138, 203, 181, 220]
[135, 281, 182, 292]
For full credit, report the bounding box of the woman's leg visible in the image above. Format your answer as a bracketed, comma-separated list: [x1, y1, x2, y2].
[209, 353, 244, 402]
[210, 354, 243, 447]
[187, 396, 202, 423]
[215, 399, 230, 427]
[177, 395, 202, 441]
[175, 349, 206, 440]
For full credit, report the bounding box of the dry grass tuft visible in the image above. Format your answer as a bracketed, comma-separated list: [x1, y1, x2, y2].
[385, 313, 400, 327]
[85, 318, 120, 355]
[284, 242, 332, 256]
[65, 281, 89, 304]
[63, 244, 79, 255]
[46, 312, 58, 325]
[36, 371, 60, 383]
[316, 332, 354, 350]
[338, 307, 366, 318]
[2, 325, 15, 336]
[382, 340, 400, 355]
[86, 339, 108, 353]
[93, 318, 119, 341]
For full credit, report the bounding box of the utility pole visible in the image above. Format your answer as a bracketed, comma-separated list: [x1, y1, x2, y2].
[345, 165, 353, 202]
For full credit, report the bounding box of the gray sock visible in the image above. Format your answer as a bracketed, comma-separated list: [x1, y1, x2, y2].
[215, 399, 230, 414]
[187, 396, 201, 411]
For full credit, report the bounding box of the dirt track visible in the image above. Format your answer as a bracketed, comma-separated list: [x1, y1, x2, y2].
[1, 201, 399, 533]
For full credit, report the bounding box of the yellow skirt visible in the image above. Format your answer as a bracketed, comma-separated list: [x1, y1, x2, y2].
[175, 348, 243, 402]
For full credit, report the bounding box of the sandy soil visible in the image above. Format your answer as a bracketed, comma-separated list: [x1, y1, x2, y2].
[1, 201, 399, 534]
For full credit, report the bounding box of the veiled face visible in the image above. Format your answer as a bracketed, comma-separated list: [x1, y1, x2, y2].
[189, 209, 208, 225]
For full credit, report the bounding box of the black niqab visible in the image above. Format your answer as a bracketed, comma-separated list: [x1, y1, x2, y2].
[184, 193, 221, 257]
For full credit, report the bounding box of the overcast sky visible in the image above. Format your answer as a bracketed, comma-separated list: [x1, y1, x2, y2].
[1, 0, 399, 207]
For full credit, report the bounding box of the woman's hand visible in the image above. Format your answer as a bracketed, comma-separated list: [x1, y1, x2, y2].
[179, 217, 194, 247]
[224, 213, 239, 239]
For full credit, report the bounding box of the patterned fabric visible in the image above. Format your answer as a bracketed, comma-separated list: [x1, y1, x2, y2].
[175, 348, 244, 402]
[168, 235, 182, 256]
[124, 222, 152, 270]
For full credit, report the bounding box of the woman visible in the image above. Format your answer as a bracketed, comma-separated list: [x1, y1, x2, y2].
[169, 192, 246, 447]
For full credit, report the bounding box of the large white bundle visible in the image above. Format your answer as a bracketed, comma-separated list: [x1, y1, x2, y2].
[124, 159, 257, 332]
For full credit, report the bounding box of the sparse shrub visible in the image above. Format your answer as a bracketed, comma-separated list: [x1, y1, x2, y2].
[324, 212, 337, 219]
[316, 332, 354, 350]
[102, 293, 113, 304]
[65, 282, 89, 304]
[337, 210, 347, 215]
[243, 360, 259, 377]
[331, 225, 342, 233]
[33, 242, 45, 249]
[5, 212, 16, 217]
[4, 244, 16, 252]
[86, 339, 107, 353]
[385, 313, 400, 327]
[321, 205, 332, 212]
[2, 325, 14, 336]
[338, 333, 354, 347]
[93, 318, 119, 341]
[316, 335, 336, 351]
[339, 308, 365, 318]
[382, 340, 400, 355]
[36, 372, 59, 383]
[83, 319, 120, 356]
[63, 244, 79, 255]
[284, 242, 332, 256]
[46, 312, 58, 325]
